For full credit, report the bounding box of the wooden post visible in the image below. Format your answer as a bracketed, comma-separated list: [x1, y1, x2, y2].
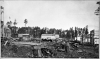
[93, 30, 95, 55]
[38, 49, 42, 57]
[67, 41, 71, 56]
[34, 45, 42, 57]
[81, 34, 84, 52]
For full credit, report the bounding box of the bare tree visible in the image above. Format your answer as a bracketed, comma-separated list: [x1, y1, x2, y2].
[13, 19, 17, 26]
[24, 19, 28, 27]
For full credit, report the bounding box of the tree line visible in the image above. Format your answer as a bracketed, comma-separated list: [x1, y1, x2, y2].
[4, 19, 92, 39]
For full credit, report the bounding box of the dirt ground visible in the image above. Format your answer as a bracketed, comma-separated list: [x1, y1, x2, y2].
[1, 38, 99, 58]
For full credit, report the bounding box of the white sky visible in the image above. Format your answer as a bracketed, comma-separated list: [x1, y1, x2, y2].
[1, 1, 99, 31]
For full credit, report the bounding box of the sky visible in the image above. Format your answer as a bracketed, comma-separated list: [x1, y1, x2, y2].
[0, 0, 99, 31]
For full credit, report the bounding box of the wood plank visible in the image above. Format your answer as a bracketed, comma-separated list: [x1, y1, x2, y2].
[11, 42, 42, 46]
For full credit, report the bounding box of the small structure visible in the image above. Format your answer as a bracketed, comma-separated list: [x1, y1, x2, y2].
[18, 34, 30, 41]
[94, 39, 99, 44]
[4, 26, 11, 38]
[94, 30, 99, 44]
[94, 35, 99, 44]
[41, 34, 59, 40]
[77, 36, 81, 41]
[83, 35, 90, 43]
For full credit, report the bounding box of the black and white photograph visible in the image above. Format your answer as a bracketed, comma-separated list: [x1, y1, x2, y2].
[0, 0, 100, 58]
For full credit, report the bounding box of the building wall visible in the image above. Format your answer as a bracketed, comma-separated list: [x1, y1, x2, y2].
[4, 27, 11, 38]
[41, 36, 56, 39]
[18, 34, 29, 37]
[41, 34, 59, 39]
[94, 39, 99, 44]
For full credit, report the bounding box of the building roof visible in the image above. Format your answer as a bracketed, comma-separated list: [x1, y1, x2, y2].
[18, 34, 29, 35]
[41, 34, 59, 36]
